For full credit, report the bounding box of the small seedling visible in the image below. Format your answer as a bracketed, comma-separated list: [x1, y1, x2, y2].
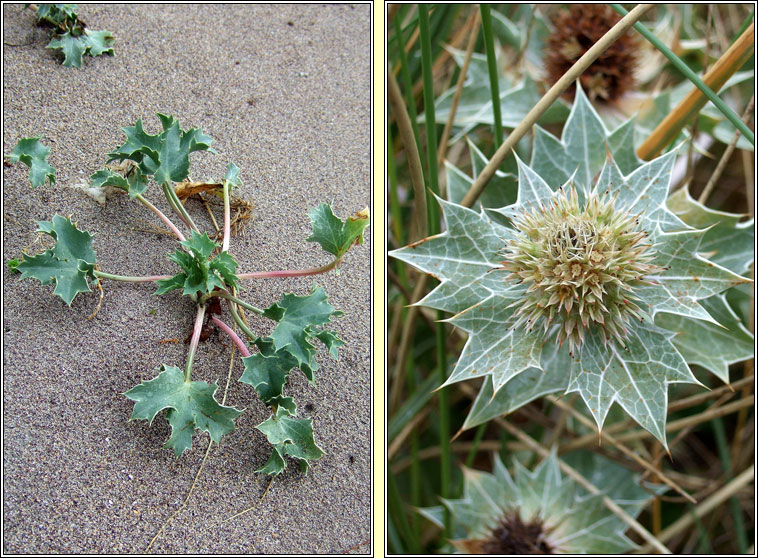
[6, 113, 369, 475]
[23, 4, 115, 68]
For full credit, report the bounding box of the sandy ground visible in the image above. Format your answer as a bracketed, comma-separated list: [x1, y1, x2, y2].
[2, 4, 371, 554]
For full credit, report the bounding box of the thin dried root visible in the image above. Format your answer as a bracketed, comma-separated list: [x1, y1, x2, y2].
[87, 273, 104, 320]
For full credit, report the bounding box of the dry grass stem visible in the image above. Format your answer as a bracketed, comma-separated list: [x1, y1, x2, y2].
[547, 395, 696, 504]
[637, 22, 755, 160]
[461, 4, 655, 208]
[698, 94, 755, 204]
[387, 68, 427, 241]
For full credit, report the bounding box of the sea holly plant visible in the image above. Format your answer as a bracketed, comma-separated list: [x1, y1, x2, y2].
[6, 113, 369, 476]
[390, 85, 753, 449]
[6, 137, 56, 188]
[23, 4, 115, 68]
[418, 450, 664, 554]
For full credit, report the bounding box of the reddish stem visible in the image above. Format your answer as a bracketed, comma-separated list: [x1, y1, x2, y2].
[211, 316, 251, 357]
[237, 257, 341, 280]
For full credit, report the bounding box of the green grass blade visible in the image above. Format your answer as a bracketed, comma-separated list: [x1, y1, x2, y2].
[480, 4, 504, 148]
[464, 423, 488, 468]
[418, 10, 451, 536]
[418, 5, 441, 219]
[388, 466, 417, 552]
[388, 372, 440, 443]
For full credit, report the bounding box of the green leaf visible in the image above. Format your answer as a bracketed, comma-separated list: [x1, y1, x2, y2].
[82, 28, 115, 58]
[306, 203, 370, 261]
[530, 85, 644, 190]
[639, 227, 751, 325]
[36, 4, 79, 27]
[107, 114, 215, 184]
[263, 286, 343, 372]
[17, 215, 96, 305]
[667, 187, 754, 275]
[444, 292, 543, 393]
[427, 451, 655, 553]
[568, 321, 701, 450]
[154, 273, 186, 295]
[390, 195, 515, 315]
[124, 364, 242, 456]
[157, 231, 238, 297]
[223, 162, 242, 188]
[312, 328, 344, 359]
[255, 406, 324, 475]
[90, 166, 147, 198]
[7, 257, 21, 273]
[181, 230, 217, 261]
[240, 343, 298, 411]
[461, 342, 571, 431]
[46, 31, 88, 67]
[7, 137, 56, 187]
[254, 335, 318, 385]
[656, 294, 754, 383]
[209, 251, 238, 288]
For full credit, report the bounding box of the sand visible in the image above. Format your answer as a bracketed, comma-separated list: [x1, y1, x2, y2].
[2, 3, 371, 553]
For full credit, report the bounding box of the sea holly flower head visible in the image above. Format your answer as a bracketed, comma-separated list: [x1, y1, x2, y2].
[418, 451, 661, 554]
[390, 85, 753, 448]
[500, 183, 660, 356]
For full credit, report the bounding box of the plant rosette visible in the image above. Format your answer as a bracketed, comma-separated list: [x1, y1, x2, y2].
[6, 113, 370, 476]
[390, 85, 753, 449]
[418, 450, 663, 554]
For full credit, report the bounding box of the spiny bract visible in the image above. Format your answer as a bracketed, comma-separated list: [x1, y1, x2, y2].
[390, 85, 752, 449]
[418, 451, 660, 554]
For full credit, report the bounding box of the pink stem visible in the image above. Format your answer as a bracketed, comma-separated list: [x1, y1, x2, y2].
[222, 183, 231, 253]
[211, 316, 251, 357]
[136, 194, 186, 242]
[237, 258, 341, 280]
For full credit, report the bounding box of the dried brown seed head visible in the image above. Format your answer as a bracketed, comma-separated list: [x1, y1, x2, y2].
[544, 4, 639, 103]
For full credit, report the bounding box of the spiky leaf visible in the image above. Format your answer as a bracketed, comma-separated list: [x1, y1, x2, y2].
[656, 295, 754, 384]
[667, 186, 754, 275]
[7, 137, 56, 188]
[263, 286, 343, 373]
[90, 166, 147, 199]
[422, 451, 658, 554]
[46, 28, 114, 68]
[46, 31, 88, 67]
[156, 231, 238, 297]
[240, 343, 298, 414]
[17, 215, 96, 305]
[35, 4, 79, 28]
[124, 364, 242, 456]
[223, 161, 242, 188]
[107, 113, 215, 184]
[462, 342, 571, 431]
[307, 203, 370, 261]
[82, 29, 115, 57]
[255, 406, 324, 475]
[390, 84, 752, 446]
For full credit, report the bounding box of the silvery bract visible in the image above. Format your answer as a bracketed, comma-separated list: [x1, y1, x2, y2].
[418, 451, 662, 554]
[390, 85, 753, 449]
